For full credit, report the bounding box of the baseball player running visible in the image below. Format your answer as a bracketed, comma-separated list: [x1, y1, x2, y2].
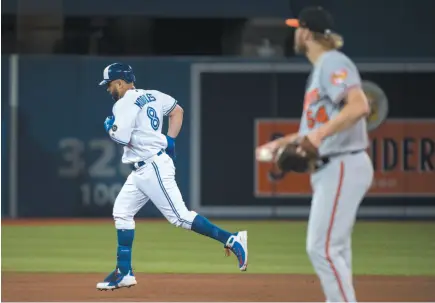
[256, 7, 373, 302]
[96, 63, 248, 291]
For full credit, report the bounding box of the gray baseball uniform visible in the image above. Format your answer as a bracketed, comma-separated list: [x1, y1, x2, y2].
[299, 50, 374, 302]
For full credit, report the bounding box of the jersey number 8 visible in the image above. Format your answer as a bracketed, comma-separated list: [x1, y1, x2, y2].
[147, 107, 160, 130]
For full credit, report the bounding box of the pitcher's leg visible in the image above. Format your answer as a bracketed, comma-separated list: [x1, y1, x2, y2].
[343, 236, 352, 285]
[307, 201, 352, 301]
[307, 161, 361, 302]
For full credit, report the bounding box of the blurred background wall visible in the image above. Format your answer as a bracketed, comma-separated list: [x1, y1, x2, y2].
[1, 0, 435, 219]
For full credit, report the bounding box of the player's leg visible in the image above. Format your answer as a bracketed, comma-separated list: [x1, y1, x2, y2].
[307, 162, 354, 302]
[133, 154, 248, 271]
[342, 236, 352, 285]
[97, 173, 149, 291]
[306, 153, 373, 302]
[112, 175, 150, 275]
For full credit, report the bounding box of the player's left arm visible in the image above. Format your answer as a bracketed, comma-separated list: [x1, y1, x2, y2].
[167, 104, 183, 138]
[107, 100, 140, 145]
[159, 91, 183, 159]
[312, 59, 370, 142]
[159, 91, 183, 139]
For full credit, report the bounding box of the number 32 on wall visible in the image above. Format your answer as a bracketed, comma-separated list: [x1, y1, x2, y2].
[58, 138, 131, 178]
[306, 105, 329, 129]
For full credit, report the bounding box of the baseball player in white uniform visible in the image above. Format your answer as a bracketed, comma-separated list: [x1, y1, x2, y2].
[96, 63, 248, 291]
[257, 7, 373, 302]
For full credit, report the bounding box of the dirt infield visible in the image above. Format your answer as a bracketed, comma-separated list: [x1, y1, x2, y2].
[2, 273, 435, 302]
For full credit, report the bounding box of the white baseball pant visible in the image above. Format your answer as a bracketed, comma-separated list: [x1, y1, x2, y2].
[112, 153, 197, 230]
[306, 151, 373, 302]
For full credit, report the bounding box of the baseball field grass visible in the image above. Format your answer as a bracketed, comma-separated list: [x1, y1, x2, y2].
[2, 220, 435, 276]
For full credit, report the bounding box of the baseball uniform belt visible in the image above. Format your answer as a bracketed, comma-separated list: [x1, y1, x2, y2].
[132, 149, 165, 170]
[315, 149, 365, 171]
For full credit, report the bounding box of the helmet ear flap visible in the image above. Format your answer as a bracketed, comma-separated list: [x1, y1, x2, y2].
[120, 64, 135, 83]
[124, 70, 135, 83]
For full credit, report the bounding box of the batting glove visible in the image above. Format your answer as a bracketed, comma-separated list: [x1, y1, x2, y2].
[165, 135, 176, 161]
[104, 116, 115, 133]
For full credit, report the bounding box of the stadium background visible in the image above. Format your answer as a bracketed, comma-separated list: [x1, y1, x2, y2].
[1, 0, 435, 301]
[2, 0, 434, 219]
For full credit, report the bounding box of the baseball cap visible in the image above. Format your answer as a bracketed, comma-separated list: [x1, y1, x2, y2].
[285, 6, 344, 48]
[99, 63, 136, 86]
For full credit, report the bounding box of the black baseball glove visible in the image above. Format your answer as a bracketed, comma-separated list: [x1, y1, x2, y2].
[275, 137, 320, 173]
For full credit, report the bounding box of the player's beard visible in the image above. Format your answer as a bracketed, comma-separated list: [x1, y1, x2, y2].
[294, 40, 307, 55]
[293, 30, 308, 55]
[111, 89, 120, 101]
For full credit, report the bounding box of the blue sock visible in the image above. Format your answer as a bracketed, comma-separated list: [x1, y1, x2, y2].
[191, 215, 232, 244]
[116, 229, 134, 275]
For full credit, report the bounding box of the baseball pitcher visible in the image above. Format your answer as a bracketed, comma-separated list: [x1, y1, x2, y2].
[96, 63, 248, 291]
[256, 7, 374, 302]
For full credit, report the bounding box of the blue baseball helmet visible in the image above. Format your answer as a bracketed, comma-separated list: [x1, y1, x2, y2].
[99, 63, 136, 86]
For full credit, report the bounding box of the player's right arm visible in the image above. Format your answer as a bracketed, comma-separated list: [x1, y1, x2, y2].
[255, 133, 299, 161]
[107, 97, 141, 145]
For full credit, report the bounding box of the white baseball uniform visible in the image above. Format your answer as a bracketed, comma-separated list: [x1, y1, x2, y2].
[108, 89, 197, 231]
[299, 50, 374, 302]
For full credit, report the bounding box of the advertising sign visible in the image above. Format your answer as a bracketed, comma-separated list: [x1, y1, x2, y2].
[255, 119, 435, 197]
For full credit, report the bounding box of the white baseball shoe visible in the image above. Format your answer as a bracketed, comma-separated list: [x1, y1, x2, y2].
[224, 231, 248, 271]
[96, 269, 137, 291]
